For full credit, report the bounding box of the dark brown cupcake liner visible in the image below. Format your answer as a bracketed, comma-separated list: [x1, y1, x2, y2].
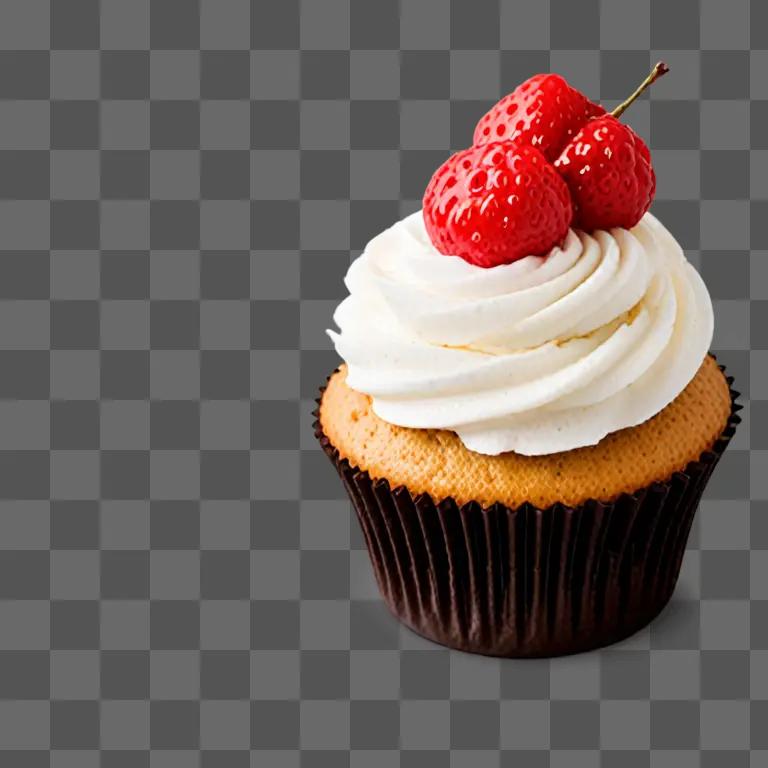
[314, 365, 741, 657]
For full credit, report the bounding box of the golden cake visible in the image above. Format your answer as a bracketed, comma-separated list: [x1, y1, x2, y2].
[319, 355, 732, 510]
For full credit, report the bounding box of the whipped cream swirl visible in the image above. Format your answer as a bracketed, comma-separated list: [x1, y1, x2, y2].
[328, 211, 713, 456]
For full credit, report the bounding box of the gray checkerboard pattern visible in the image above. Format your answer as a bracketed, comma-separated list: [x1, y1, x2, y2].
[0, 0, 764, 765]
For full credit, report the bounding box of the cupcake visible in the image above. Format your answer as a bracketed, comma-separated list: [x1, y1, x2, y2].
[316, 65, 740, 657]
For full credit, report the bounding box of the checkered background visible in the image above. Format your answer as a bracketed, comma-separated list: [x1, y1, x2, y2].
[0, 0, 765, 765]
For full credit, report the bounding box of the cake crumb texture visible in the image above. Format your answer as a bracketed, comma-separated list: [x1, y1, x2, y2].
[319, 356, 732, 509]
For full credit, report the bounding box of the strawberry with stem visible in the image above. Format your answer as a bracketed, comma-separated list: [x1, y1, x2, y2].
[554, 62, 669, 232]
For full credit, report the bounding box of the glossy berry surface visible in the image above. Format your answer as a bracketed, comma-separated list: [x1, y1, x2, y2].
[555, 114, 655, 232]
[473, 74, 604, 161]
[423, 141, 573, 268]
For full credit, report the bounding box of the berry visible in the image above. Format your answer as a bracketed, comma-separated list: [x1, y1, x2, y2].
[473, 74, 604, 161]
[423, 141, 573, 268]
[555, 115, 655, 232]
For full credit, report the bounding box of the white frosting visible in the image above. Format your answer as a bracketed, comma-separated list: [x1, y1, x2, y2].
[328, 211, 713, 456]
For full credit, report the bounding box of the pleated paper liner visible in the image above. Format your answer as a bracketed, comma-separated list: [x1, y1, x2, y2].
[314, 366, 741, 658]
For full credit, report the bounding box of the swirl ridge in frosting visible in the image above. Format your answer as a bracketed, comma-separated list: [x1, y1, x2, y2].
[328, 211, 713, 456]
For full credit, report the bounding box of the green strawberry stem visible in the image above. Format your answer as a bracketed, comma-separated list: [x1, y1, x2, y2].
[611, 61, 669, 119]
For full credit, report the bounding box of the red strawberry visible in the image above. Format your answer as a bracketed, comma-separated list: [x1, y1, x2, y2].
[555, 115, 654, 231]
[553, 61, 671, 232]
[473, 74, 604, 161]
[423, 141, 573, 268]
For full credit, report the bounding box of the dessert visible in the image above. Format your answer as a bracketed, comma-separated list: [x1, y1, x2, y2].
[315, 64, 740, 656]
